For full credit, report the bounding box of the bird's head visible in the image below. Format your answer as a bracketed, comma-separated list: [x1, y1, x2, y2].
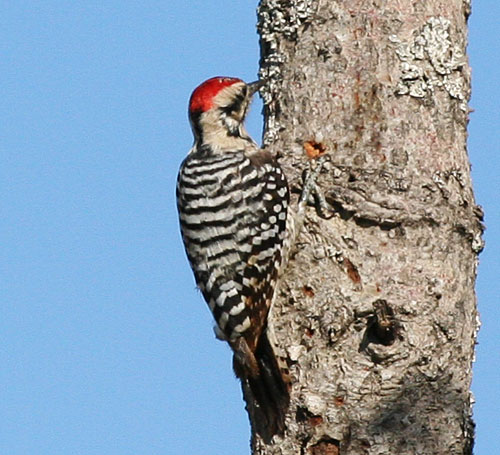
[188, 77, 262, 144]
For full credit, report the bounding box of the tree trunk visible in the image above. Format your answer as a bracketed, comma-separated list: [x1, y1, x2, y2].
[252, 1, 484, 454]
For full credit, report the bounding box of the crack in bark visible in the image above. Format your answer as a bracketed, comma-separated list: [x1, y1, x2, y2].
[313, 166, 484, 253]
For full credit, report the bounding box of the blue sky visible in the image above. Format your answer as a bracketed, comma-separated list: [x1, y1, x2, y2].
[1, 2, 498, 454]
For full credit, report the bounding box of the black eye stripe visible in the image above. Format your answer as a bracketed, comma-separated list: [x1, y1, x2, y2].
[222, 91, 246, 114]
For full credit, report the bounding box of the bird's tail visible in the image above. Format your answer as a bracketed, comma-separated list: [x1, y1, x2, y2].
[232, 330, 290, 442]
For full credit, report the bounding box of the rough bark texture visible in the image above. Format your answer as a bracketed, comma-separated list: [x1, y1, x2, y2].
[251, 1, 483, 454]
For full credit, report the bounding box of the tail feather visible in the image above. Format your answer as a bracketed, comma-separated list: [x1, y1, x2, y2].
[233, 331, 290, 442]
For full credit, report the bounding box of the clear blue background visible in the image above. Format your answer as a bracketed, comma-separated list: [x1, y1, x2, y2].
[2, 2, 498, 454]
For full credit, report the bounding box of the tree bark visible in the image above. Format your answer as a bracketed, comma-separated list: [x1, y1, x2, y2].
[252, 1, 483, 454]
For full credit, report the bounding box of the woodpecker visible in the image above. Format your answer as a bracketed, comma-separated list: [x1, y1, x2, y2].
[176, 77, 291, 440]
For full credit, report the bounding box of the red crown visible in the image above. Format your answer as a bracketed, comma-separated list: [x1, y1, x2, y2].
[189, 77, 242, 114]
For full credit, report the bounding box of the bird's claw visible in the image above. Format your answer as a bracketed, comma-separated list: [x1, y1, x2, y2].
[299, 156, 334, 219]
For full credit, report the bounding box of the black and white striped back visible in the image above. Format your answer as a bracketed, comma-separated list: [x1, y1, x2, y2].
[176, 146, 289, 344]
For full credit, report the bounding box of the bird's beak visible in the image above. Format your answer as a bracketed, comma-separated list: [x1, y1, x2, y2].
[247, 80, 265, 97]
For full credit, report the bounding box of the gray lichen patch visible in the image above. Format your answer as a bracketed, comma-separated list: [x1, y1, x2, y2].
[392, 17, 468, 111]
[258, 0, 315, 42]
[257, 0, 317, 145]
